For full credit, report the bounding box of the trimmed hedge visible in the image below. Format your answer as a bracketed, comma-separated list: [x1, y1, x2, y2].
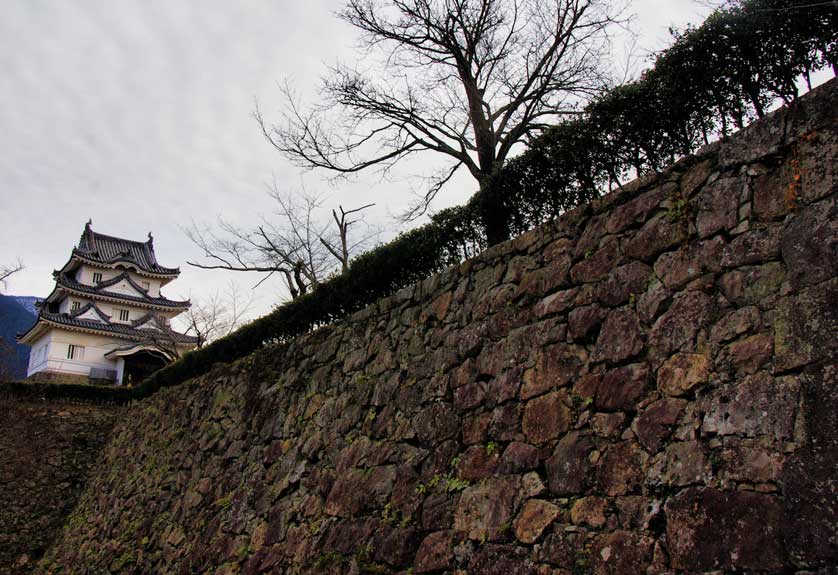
[134, 203, 486, 397]
[0, 380, 131, 404]
[135, 0, 836, 397]
[494, 0, 838, 231]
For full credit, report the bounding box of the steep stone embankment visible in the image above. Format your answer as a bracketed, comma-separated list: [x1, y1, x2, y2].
[0, 390, 120, 575]
[39, 79, 837, 574]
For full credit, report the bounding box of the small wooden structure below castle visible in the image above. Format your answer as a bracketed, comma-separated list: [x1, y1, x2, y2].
[18, 221, 198, 385]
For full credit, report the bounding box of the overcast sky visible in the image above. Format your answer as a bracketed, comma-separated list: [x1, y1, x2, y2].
[0, 0, 716, 322]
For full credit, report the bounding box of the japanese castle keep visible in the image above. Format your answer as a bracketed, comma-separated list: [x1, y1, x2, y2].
[18, 221, 198, 385]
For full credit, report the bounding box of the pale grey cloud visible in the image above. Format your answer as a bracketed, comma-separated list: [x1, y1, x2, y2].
[0, 0, 712, 319]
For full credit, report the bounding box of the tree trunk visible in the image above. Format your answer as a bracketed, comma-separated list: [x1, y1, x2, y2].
[479, 177, 511, 246]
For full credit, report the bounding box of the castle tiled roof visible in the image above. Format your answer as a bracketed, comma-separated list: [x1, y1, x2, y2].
[73, 221, 179, 276]
[55, 272, 190, 309]
[23, 310, 198, 344]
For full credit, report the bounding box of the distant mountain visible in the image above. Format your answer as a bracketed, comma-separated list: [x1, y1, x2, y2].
[12, 296, 41, 316]
[0, 294, 41, 380]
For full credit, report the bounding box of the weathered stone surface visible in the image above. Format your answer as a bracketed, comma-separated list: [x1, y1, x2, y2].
[701, 372, 799, 442]
[0, 398, 118, 575]
[414, 403, 460, 445]
[782, 362, 838, 568]
[488, 403, 520, 441]
[605, 184, 669, 234]
[692, 176, 743, 238]
[636, 277, 670, 324]
[414, 531, 453, 573]
[718, 262, 785, 306]
[574, 214, 607, 259]
[567, 305, 605, 341]
[456, 445, 500, 481]
[723, 332, 773, 374]
[624, 213, 689, 262]
[665, 488, 786, 571]
[595, 261, 653, 307]
[533, 288, 577, 318]
[710, 305, 761, 343]
[781, 196, 838, 289]
[462, 413, 491, 445]
[538, 530, 589, 568]
[793, 127, 838, 204]
[647, 441, 711, 487]
[468, 544, 538, 575]
[596, 441, 647, 496]
[521, 344, 587, 400]
[752, 157, 794, 221]
[774, 279, 838, 371]
[595, 363, 649, 412]
[680, 158, 714, 197]
[421, 493, 454, 531]
[498, 442, 540, 474]
[717, 445, 782, 483]
[517, 256, 572, 301]
[325, 465, 397, 517]
[570, 496, 608, 528]
[522, 391, 572, 445]
[633, 398, 687, 453]
[372, 526, 421, 567]
[592, 308, 645, 364]
[590, 530, 654, 575]
[613, 496, 661, 531]
[455, 477, 520, 541]
[545, 432, 595, 495]
[427, 291, 453, 322]
[590, 412, 626, 438]
[513, 499, 561, 544]
[570, 238, 622, 284]
[721, 224, 781, 268]
[453, 380, 486, 411]
[648, 291, 715, 360]
[656, 353, 710, 397]
[655, 236, 725, 289]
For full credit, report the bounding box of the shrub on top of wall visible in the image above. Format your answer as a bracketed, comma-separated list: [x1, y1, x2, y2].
[492, 0, 838, 232]
[136, 0, 837, 397]
[134, 203, 486, 398]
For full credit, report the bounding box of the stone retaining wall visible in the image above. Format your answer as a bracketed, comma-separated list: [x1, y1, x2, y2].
[0, 393, 120, 574]
[37, 79, 838, 574]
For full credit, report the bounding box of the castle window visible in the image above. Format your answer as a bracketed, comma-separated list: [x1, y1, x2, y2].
[67, 344, 84, 360]
[92, 272, 103, 284]
[141, 281, 150, 291]
[118, 309, 130, 322]
[70, 301, 81, 312]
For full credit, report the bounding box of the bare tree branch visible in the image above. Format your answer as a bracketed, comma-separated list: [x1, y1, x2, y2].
[182, 188, 379, 300]
[0, 259, 24, 292]
[259, 0, 628, 241]
[175, 282, 255, 347]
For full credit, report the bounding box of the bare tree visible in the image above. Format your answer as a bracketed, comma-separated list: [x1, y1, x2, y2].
[320, 204, 377, 273]
[257, 0, 627, 244]
[134, 319, 192, 362]
[178, 282, 255, 347]
[183, 187, 376, 299]
[0, 259, 24, 292]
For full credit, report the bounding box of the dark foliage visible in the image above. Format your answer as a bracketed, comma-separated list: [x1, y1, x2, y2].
[491, 0, 838, 229]
[137, 0, 835, 396]
[0, 380, 131, 404]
